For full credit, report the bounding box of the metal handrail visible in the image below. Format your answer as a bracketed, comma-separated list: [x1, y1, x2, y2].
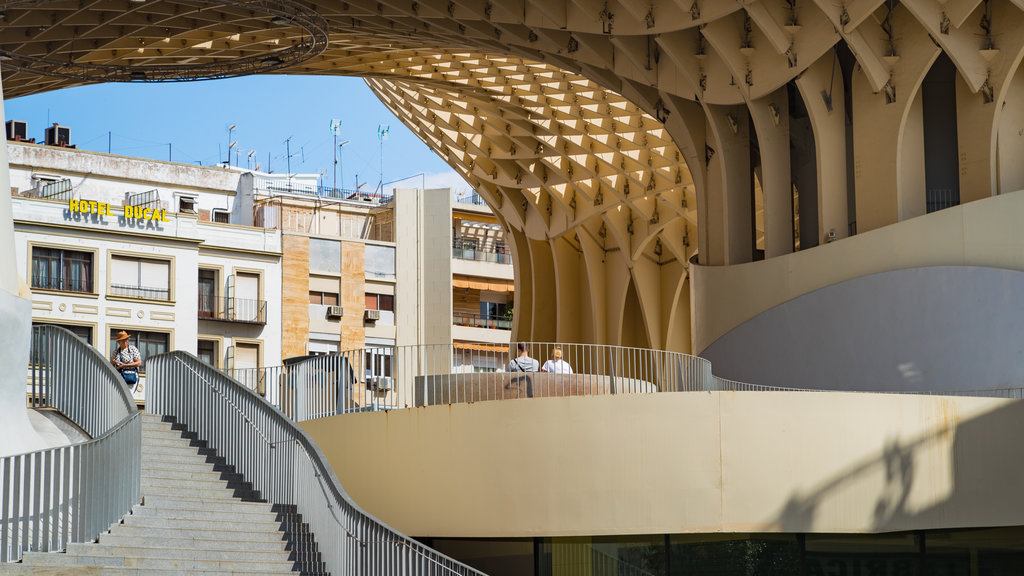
[3, 325, 141, 563]
[147, 351, 487, 576]
[230, 341, 1024, 424]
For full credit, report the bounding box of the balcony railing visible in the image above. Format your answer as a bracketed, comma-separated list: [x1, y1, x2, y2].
[252, 177, 394, 204]
[4, 326, 141, 563]
[453, 312, 512, 330]
[452, 240, 512, 265]
[197, 296, 267, 324]
[31, 274, 92, 294]
[454, 192, 487, 206]
[225, 342, 1024, 424]
[109, 284, 170, 301]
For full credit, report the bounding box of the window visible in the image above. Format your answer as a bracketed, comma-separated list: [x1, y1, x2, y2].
[109, 329, 169, 370]
[212, 210, 230, 223]
[364, 347, 393, 379]
[197, 339, 218, 367]
[309, 291, 339, 305]
[33, 322, 92, 345]
[198, 269, 217, 317]
[178, 196, 197, 214]
[31, 247, 93, 293]
[365, 293, 394, 311]
[481, 302, 507, 319]
[110, 255, 170, 300]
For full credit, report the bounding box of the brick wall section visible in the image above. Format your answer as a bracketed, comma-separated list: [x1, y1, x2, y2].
[340, 241, 366, 352]
[282, 234, 311, 359]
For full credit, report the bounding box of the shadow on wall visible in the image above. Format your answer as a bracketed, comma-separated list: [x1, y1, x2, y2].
[775, 399, 1024, 533]
[701, 266, 1024, 392]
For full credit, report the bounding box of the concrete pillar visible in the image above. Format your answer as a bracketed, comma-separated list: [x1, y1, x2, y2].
[0, 62, 44, 457]
[749, 92, 793, 257]
[795, 51, 850, 243]
[706, 104, 753, 264]
[998, 67, 1024, 195]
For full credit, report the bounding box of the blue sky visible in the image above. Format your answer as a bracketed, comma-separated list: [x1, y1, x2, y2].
[5, 75, 472, 195]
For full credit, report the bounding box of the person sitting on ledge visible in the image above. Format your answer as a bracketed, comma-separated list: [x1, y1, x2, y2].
[542, 346, 573, 374]
[507, 342, 539, 372]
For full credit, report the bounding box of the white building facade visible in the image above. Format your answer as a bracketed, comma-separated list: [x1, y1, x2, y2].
[9, 142, 283, 400]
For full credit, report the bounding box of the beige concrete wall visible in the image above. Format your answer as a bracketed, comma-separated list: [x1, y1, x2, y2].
[281, 234, 310, 359]
[691, 188, 1024, 353]
[394, 188, 453, 349]
[339, 241, 366, 352]
[301, 392, 1024, 538]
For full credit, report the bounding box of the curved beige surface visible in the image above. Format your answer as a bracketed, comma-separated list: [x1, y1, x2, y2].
[691, 188, 1024, 353]
[301, 391, 1024, 538]
[416, 372, 656, 405]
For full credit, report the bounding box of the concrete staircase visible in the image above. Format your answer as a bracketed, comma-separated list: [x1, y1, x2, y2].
[14, 413, 328, 575]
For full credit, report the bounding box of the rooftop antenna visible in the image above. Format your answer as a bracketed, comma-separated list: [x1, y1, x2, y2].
[226, 124, 236, 164]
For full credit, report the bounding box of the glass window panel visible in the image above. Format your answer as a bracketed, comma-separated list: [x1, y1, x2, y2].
[805, 533, 920, 576]
[379, 294, 394, 311]
[197, 340, 217, 367]
[365, 294, 378, 310]
[31, 247, 92, 292]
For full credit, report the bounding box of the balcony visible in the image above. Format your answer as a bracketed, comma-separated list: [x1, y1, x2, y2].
[454, 192, 487, 206]
[453, 312, 511, 331]
[109, 284, 170, 301]
[198, 295, 267, 324]
[31, 274, 92, 294]
[451, 238, 511, 265]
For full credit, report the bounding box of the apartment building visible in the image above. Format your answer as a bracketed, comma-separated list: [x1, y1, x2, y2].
[8, 140, 283, 400]
[8, 137, 518, 400]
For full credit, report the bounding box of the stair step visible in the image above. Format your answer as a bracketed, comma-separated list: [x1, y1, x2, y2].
[107, 523, 286, 543]
[142, 461, 222, 473]
[21, 551, 296, 572]
[98, 533, 288, 553]
[140, 496, 273, 514]
[142, 466, 231, 480]
[122, 513, 285, 533]
[129, 505, 279, 523]
[64, 542, 293, 562]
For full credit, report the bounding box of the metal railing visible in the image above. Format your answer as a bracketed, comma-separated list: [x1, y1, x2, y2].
[109, 284, 170, 301]
[147, 351, 487, 576]
[252, 176, 394, 204]
[926, 188, 959, 213]
[452, 313, 512, 330]
[3, 325, 140, 563]
[454, 192, 487, 206]
[451, 241, 511, 265]
[228, 343, 714, 421]
[30, 274, 92, 294]
[227, 341, 1024, 425]
[197, 296, 268, 324]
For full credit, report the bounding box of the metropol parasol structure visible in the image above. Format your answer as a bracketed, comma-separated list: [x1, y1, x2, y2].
[0, 0, 1022, 362]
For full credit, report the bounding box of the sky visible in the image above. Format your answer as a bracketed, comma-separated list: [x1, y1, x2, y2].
[4, 75, 474, 196]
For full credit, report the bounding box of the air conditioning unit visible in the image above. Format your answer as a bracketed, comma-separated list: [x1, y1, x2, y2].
[367, 376, 393, 391]
[6, 120, 27, 142]
[44, 123, 73, 148]
[364, 309, 381, 322]
[326, 305, 344, 318]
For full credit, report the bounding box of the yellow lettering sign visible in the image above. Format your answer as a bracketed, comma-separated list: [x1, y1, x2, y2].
[70, 199, 171, 225]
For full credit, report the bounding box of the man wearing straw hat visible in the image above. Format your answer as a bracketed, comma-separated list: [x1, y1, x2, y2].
[111, 330, 142, 389]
